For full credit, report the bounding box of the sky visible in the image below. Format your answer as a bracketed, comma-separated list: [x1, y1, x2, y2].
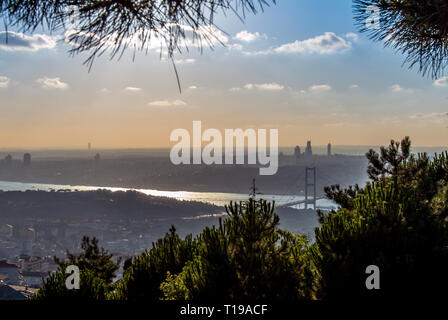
[0, 0, 447, 149]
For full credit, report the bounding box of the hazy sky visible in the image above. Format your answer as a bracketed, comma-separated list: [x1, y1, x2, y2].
[0, 0, 447, 148]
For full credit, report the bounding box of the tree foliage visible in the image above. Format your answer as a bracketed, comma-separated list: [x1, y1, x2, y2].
[0, 0, 275, 69]
[354, 0, 448, 78]
[317, 137, 448, 299]
[109, 226, 197, 301]
[160, 199, 314, 300]
[33, 236, 118, 300]
[56, 236, 120, 285]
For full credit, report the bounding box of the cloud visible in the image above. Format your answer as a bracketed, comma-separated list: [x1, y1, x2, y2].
[174, 58, 196, 64]
[243, 83, 285, 91]
[36, 77, 69, 89]
[0, 76, 10, 88]
[434, 77, 448, 87]
[234, 30, 267, 42]
[64, 30, 102, 47]
[148, 100, 187, 107]
[274, 32, 351, 54]
[409, 112, 448, 124]
[391, 84, 413, 93]
[0, 31, 57, 51]
[65, 24, 228, 56]
[155, 25, 228, 49]
[323, 122, 353, 128]
[189, 25, 229, 46]
[228, 43, 243, 51]
[124, 87, 142, 92]
[309, 84, 332, 92]
[345, 32, 359, 41]
[391, 84, 403, 92]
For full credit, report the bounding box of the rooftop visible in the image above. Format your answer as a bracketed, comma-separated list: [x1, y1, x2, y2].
[0, 260, 20, 269]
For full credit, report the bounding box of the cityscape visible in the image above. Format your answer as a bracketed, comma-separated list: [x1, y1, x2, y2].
[0, 140, 366, 297]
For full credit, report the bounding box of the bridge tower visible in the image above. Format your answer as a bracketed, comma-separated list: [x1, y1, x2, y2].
[305, 167, 317, 210]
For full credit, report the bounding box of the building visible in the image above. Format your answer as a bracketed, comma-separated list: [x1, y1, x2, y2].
[305, 141, 313, 156]
[0, 283, 28, 300]
[13, 227, 36, 256]
[4, 154, 12, 165]
[88, 142, 91, 151]
[0, 260, 21, 285]
[327, 143, 332, 157]
[13, 227, 36, 241]
[21, 271, 48, 287]
[294, 146, 301, 158]
[23, 153, 31, 166]
[0, 224, 13, 239]
[19, 255, 42, 272]
[21, 240, 33, 256]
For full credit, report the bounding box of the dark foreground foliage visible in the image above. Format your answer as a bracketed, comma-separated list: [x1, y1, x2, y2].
[354, 0, 448, 78]
[319, 137, 448, 299]
[34, 137, 448, 300]
[33, 236, 119, 300]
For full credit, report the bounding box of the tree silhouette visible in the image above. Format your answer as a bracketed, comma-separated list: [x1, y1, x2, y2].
[353, 0, 448, 79]
[0, 1, 275, 72]
[33, 236, 119, 300]
[316, 137, 448, 299]
[161, 198, 314, 300]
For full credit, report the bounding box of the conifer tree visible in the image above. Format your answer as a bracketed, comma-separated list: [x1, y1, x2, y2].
[315, 137, 448, 299]
[33, 236, 118, 300]
[354, 0, 448, 78]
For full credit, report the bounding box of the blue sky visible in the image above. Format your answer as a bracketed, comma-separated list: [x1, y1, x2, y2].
[0, 0, 447, 148]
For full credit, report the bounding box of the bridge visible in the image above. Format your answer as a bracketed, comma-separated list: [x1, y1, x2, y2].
[277, 196, 324, 208]
[277, 167, 336, 211]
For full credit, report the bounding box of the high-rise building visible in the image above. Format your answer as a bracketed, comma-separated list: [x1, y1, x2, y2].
[23, 153, 31, 166]
[4, 154, 12, 165]
[294, 146, 301, 158]
[88, 142, 91, 151]
[327, 143, 332, 157]
[305, 141, 312, 156]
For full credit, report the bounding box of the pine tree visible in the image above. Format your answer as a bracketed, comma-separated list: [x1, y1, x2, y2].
[0, 1, 276, 70]
[33, 236, 118, 300]
[315, 137, 448, 299]
[161, 198, 314, 300]
[354, 0, 448, 78]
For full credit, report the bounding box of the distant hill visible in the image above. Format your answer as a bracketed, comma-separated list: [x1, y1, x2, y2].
[0, 190, 221, 221]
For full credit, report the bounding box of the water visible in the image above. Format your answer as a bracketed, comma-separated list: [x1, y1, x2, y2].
[0, 180, 337, 210]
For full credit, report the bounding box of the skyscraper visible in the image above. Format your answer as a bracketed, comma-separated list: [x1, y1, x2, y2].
[23, 153, 31, 166]
[294, 146, 301, 158]
[4, 154, 12, 165]
[327, 143, 332, 157]
[305, 141, 312, 156]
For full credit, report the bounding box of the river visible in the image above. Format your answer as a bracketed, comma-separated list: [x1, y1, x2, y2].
[0, 180, 337, 210]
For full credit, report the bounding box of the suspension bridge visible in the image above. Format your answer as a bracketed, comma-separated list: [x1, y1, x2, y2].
[276, 166, 337, 211]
